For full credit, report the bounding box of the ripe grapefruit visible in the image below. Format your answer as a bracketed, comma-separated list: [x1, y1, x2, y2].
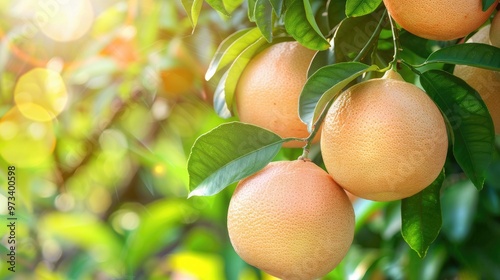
[321, 70, 448, 201]
[235, 41, 318, 148]
[383, 0, 497, 41]
[227, 160, 354, 279]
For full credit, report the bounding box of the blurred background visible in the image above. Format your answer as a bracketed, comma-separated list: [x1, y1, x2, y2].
[0, 0, 499, 279]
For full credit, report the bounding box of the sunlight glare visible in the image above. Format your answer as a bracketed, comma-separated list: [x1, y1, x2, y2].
[38, 0, 94, 42]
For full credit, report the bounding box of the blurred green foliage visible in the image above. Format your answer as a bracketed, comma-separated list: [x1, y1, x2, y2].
[0, 0, 499, 279]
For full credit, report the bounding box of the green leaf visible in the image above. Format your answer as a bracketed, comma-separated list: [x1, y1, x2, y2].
[248, 0, 257, 21]
[399, 31, 435, 59]
[188, 122, 284, 197]
[222, 37, 270, 113]
[345, 0, 382, 17]
[269, 0, 284, 16]
[255, 0, 274, 42]
[205, 0, 230, 15]
[303, 0, 326, 38]
[334, 9, 385, 62]
[482, 0, 497, 11]
[223, 0, 244, 13]
[213, 71, 232, 118]
[181, 0, 204, 28]
[401, 170, 445, 258]
[422, 43, 500, 71]
[307, 45, 335, 78]
[284, 0, 329, 50]
[299, 62, 378, 131]
[205, 28, 261, 80]
[212, 37, 291, 117]
[420, 70, 495, 190]
[327, 0, 346, 30]
[312, 0, 331, 36]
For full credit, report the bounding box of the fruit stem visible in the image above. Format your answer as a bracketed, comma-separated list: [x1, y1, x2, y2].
[301, 98, 335, 159]
[400, 60, 423, 76]
[388, 13, 402, 72]
[353, 9, 388, 62]
[298, 149, 310, 161]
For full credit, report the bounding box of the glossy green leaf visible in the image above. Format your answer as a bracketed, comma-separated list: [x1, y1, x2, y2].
[205, 0, 230, 15]
[222, 37, 270, 112]
[212, 37, 291, 117]
[313, 0, 330, 36]
[345, 0, 382, 17]
[188, 122, 284, 197]
[181, 0, 203, 28]
[399, 31, 435, 59]
[401, 170, 445, 258]
[284, 0, 329, 50]
[248, 0, 257, 21]
[420, 70, 495, 190]
[307, 44, 335, 78]
[255, 0, 274, 42]
[269, 0, 284, 16]
[213, 71, 232, 118]
[299, 62, 378, 131]
[327, 0, 346, 30]
[482, 0, 497, 11]
[303, 0, 325, 38]
[334, 9, 385, 62]
[205, 28, 260, 80]
[421, 43, 500, 71]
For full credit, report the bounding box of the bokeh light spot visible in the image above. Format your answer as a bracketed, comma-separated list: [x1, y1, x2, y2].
[47, 57, 65, 73]
[152, 97, 170, 120]
[54, 193, 75, 212]
[42, 239, 63, 262]
[153, 163, 166, 177]
[38, 0, 94, 42]
[0, 107, 56, 168]
[120, 211, 140, 231]
[14, 68, 68, 121]
[35, 179, 58, 198]
[28, 122, 48, 140]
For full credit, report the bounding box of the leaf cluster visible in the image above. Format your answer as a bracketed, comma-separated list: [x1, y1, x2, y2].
[185, 0, 500, 267]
